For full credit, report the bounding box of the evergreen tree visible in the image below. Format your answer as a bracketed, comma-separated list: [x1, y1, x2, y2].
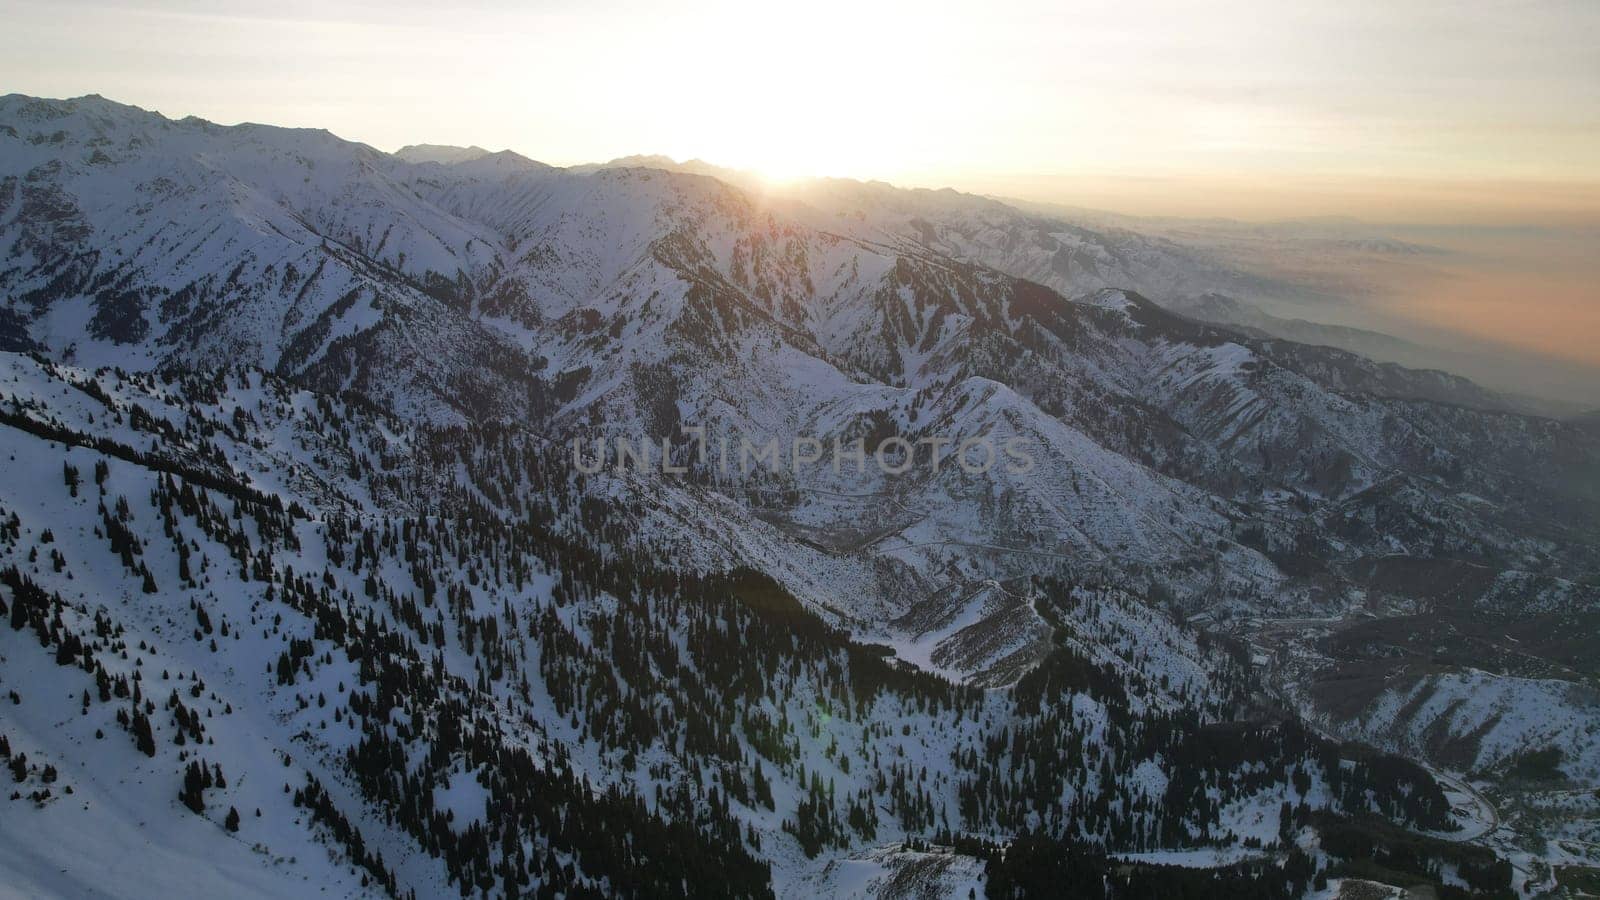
[180, 761, 206, 814]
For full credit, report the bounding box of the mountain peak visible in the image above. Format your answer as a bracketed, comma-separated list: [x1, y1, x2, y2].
[393, 143, 494, 165]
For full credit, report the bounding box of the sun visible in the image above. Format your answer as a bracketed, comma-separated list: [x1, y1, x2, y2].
[673, 132, 870, 189]
[747, 165, 803, 188]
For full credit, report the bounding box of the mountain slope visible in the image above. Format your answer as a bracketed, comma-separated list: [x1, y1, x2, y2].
[0, 354, 1467, 897]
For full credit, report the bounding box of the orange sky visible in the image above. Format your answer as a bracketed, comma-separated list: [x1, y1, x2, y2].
[962, 174, 1600, 228]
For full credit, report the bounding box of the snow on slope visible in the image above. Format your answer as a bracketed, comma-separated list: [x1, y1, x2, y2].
[1, 351, 1484, 896]
[1349, 670, 1600, 783]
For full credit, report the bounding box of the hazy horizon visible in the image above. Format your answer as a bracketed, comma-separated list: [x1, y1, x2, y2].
[4, 0, 1598, 224]
[6, 87, 1600, 233]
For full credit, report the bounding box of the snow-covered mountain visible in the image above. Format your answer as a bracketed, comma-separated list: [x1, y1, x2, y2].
[576, 155, 1328, 318]
[393, 144, 494, 166]
[586, 157, 1595, 416]
[2, 94, 1597, 897]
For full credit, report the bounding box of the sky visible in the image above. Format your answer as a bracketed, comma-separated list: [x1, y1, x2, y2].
[4, 0, 1599, 225]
